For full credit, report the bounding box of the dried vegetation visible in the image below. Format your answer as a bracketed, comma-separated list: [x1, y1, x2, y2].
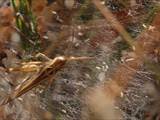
[0, 0, 160, 120]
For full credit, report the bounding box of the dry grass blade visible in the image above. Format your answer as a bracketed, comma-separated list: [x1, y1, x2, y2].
[92, 0, 134, 47]
[1, 56, 93, 105]
[92, 0, 140, 50]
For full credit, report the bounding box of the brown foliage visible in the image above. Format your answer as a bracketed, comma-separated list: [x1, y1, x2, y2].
[0, 7, 15, 52]
[85, 1, 160, 119]
[0, 7, 13, 26]
[31, 0, 47, 16]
